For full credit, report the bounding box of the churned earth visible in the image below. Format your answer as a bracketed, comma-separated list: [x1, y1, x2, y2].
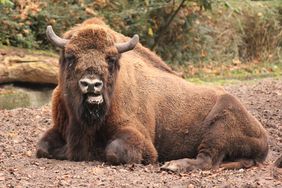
[0, 77, 281, 188]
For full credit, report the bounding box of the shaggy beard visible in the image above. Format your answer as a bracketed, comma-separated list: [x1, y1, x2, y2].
[81, 91, 110, 126]
[66, 90, 110, 127]
[81, 98, 108, 125]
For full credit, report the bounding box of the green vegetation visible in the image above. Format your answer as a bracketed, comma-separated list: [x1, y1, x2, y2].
[0, 0, 281, 80]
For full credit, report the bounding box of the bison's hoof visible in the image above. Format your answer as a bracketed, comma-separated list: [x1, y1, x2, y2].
[36, 141, 51, 158]
[161, 158, 202, 173]
[161, 161, 185, 173]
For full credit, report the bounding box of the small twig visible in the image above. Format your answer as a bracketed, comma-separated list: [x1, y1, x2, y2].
[15, 60, 40, 63]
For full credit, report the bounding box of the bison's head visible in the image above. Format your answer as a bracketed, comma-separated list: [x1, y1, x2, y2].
[47, 25, 138, 124]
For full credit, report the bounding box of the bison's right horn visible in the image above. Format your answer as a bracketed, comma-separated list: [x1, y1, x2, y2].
[115, 34, 139, 53]
[46, 25, 69, 48]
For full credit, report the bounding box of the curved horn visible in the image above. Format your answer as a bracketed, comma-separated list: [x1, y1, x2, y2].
[46, 25, 69, 48]
[115, 34, 139, 53]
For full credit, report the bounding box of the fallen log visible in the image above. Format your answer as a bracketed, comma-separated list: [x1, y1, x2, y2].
[0, 47, 59, 85]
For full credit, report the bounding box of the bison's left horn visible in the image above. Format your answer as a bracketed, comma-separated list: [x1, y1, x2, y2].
[115, 34, 139, 53]
[46, 25, 69, 48]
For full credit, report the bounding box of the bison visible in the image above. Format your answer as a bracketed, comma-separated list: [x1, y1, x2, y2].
[36, 18, 268, 172]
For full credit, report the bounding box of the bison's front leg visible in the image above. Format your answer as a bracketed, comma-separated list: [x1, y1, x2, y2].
[36, 128, 67, 160]
[65, 123, 89, 161]
[105, 127, 157, 165]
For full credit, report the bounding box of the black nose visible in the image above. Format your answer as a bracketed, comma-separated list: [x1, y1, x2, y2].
[79, 78, 103, 94]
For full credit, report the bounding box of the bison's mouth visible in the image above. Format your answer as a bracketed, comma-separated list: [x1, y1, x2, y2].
[85, 93, 104, 105]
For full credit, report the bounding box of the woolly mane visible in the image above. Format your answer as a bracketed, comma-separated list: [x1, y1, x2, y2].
[63, 18, 181, 77]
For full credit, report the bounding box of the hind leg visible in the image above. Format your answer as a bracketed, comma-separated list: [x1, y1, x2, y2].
[161, 143, 225, 172]
[36, 128, 66, 160]
[161, 134, 225, 172]
[161, 124, 267, 172]
[162, 94, 268, 173]
[161, 130, 258, 172]
[161, 120, 227, 172]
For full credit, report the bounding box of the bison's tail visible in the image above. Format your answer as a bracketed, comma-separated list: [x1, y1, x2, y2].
[220, 159, 261, 170]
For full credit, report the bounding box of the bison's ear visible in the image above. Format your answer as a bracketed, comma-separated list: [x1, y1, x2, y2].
[46, 25, 69, 48]
[115, 34, 139, 53]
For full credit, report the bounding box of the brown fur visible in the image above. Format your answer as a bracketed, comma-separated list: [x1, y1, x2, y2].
[36, 18, 268, 172]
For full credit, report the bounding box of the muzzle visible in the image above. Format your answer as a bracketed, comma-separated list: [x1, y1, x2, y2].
[79, 78, 104, 105]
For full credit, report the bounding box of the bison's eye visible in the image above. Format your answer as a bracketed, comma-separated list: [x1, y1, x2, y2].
[106, 56, 118, 72]
[64, 53, 76, 68]
[106, 56, 117, 66]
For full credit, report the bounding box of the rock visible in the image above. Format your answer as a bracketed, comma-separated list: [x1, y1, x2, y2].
[273, 155, 282, 180]
[274, 155, 282, 168]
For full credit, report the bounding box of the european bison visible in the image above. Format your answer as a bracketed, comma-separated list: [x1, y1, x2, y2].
[36, 18, 268, 172]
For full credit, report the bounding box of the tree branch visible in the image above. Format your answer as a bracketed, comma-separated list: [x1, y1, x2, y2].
[151, 0, 187, 50]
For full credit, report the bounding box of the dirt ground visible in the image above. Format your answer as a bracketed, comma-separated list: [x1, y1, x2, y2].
[0, 77, 281, 188]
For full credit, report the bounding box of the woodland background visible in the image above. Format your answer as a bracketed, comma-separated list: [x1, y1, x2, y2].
[0, 0, 281, 81]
